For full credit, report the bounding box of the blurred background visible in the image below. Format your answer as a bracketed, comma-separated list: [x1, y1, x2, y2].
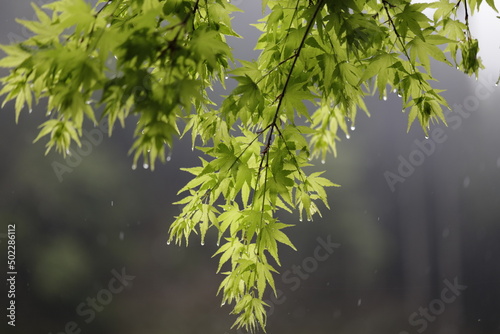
[1, 1, 500, 334]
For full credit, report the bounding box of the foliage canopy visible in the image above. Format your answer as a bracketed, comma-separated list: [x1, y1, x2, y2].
[1, 0, 498, 331]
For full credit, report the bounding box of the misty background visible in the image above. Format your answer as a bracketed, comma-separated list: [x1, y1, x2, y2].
[1, 1, 500, 334]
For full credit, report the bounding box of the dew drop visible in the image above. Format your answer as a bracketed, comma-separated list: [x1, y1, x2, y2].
[66, 149, 71, 156]
[106, 23, 111, 28]
[383, 95, 387, 101]
[201, 241, 205, 246]
[29, 108, 33, 114]
[143, 163, 149, 169]
[425, 136, 429, 139]
[393, 89, 397, 93]
[216, 241, 220, 247]
[299, 218, 303, 222]
[397, 93, 402, 97]
[321, 159, 326, 164]
[147, 149, 151, 153]
[221, 301, 226, 306]
[496, 83, 499, 87]
[119, 231, 124, 240]
[225, 76, 229, 79]
[166, 240, 171, 245]
[350, 126, 355, 131]
[346, 134, 350, 139]
[402, 109, 405, 113]
[132, 164, 137, 170]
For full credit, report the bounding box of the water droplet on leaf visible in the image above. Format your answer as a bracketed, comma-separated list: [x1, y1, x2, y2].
[132, 164, 137, 170]
[346, 134, 350, 139]
[350, 126, 355, 131]
[383, 95, 387, 101]
[166, 155, 171, 162]
[143, 163, 149, 169]
[321, 159, 326, 164]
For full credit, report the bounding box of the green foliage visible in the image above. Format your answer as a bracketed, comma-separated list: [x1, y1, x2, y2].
[0, 0, 497, 331]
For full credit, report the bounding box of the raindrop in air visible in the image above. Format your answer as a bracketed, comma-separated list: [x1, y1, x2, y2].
[111, 201, 114, 207]
[166, 155, 172, 162]
[350, 126, 355, 131]
[132, 164, 137, 170]
[143, 163, 149, 169]
[119, 231, 124, 240]
[357, 299, 362, 306]
[463, 176, 470, 188]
